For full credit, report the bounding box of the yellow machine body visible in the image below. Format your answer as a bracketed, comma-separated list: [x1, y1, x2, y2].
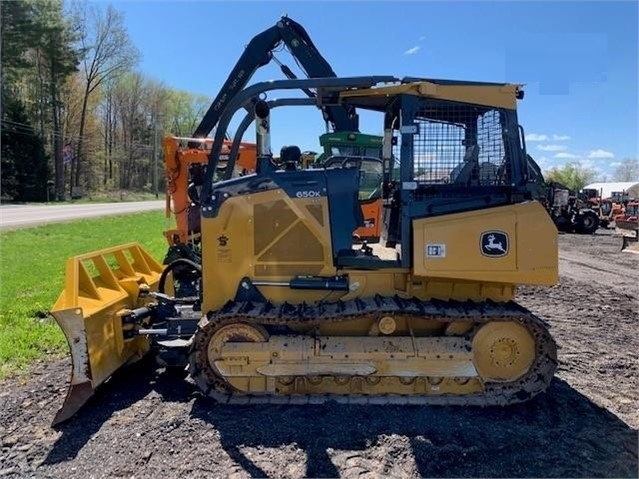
[190, 193, 557, 401]
[51, 77, 560, 421]
[186, 79, 559, 404]
[201, 194, 557, 312]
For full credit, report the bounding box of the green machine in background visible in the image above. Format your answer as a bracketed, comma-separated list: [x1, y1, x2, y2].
[315, 131, 383, 165]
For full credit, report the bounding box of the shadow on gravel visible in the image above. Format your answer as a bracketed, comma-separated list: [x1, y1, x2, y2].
[41, 364, 637, 478]
[190, 378, 638, 478]
[43, 357, 194, 465]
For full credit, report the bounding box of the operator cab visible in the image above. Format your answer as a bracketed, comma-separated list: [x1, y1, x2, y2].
[202, 78, 531, 274]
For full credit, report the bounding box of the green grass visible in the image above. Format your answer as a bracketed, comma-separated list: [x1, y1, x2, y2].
[0, 211, 172, 378]
[66, 191, 161, 204]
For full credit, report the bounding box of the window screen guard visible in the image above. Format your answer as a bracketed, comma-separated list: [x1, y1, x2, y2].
[404, 102, 511, 189]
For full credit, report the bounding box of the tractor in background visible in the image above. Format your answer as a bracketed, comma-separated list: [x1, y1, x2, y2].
[587, 194, 625, 229]
[615, 200, 639, 251]
[540, 182, 600, 234]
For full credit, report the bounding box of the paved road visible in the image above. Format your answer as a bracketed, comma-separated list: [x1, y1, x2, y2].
[0, 201, 164, 231]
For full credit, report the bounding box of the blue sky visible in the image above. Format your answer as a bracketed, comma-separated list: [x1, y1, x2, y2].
[108, 0, 638, 179]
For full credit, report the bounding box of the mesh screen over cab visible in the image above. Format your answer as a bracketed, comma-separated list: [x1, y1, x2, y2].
[393, 103, 512, 192]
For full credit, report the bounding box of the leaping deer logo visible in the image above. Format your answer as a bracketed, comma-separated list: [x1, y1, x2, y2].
[481, 231, 508, 257]
[484, 234, 506, 253]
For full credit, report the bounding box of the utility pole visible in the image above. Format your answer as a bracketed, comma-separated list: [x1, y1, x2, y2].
[153, 115, 159, 199]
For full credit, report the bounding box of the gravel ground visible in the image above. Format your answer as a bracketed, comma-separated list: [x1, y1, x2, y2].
[1, 231, 637, 478]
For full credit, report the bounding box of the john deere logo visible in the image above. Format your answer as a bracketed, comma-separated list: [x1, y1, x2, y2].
[481, 231, 508, 257]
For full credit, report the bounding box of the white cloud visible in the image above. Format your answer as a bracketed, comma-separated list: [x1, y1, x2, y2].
[537, 144, 568, 152]
[525, 133, 549, 141]
[554, 152, 579, 159]
[610, 162, 622, 167]
[587, 149, 614, 159]
[552, 134, 571, 141]
[534, 156, 550, 167]
[404, 46, 420, 55]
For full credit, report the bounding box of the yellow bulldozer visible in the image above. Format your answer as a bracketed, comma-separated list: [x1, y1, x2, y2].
[50, 75, 559, 424]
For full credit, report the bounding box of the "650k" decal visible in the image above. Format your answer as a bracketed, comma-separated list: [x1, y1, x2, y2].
[295, 190, 321, 198]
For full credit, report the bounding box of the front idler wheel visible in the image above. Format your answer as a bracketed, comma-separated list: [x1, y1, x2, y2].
[189, 317, 268, 396]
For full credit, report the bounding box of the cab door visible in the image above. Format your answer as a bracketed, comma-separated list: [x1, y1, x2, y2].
[324, 156, 383, 243]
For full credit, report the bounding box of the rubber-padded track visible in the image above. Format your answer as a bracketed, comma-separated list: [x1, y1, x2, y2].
[188, 295, 557, 406]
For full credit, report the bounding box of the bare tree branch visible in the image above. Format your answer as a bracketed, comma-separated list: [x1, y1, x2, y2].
[614, 159, 639, 182]
[73, 4, 139, 187]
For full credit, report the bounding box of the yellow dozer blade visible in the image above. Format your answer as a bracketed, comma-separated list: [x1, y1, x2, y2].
[50, 243, 163, 425]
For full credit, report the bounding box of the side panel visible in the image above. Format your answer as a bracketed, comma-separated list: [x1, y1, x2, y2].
[412, 201, 558, 285]
[201, 190, 337, 312]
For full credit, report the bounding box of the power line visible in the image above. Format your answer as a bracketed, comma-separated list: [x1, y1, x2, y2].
[1, 119, 156, 152]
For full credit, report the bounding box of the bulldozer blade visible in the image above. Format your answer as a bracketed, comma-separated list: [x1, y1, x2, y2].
[50, 243, 163, 426]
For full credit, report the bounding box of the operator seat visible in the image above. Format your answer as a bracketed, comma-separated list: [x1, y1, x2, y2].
[280, 145, 302, 171]
[451, 145, 480, 186]
[478, 161, 499, 186]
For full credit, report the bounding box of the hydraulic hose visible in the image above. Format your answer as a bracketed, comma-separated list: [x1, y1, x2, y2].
[158, 258, 202, 295]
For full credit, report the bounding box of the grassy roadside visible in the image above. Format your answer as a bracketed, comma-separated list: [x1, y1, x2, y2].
[1, 191, 160, 206]
[64, 191, 161, 204]
[0, 211, 172, 379]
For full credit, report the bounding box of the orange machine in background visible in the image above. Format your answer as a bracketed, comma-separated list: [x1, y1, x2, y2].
[163, 136, 385, 248]
[162, 136, 258, 246]
[614, 201, 639, 251]
[588, 195, 625, 229]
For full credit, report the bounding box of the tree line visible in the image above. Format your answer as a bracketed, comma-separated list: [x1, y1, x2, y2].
[545, 159, 639, 192]
[1, 0, 210, 202]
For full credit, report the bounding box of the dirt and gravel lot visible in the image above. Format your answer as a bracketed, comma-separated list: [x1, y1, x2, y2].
[1, 231, 637, 478]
